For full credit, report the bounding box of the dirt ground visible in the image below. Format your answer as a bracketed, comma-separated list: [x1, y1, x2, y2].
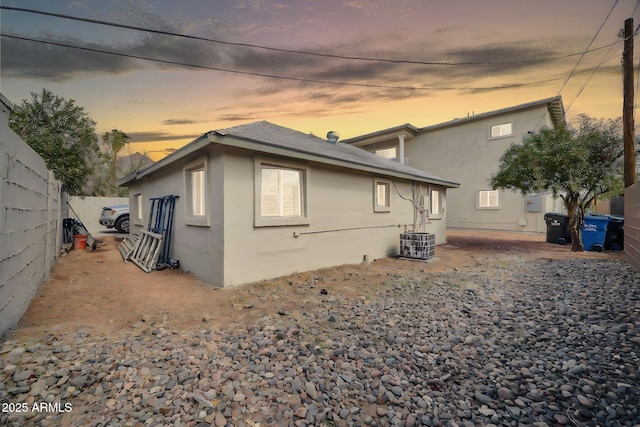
[11, 229, 623, 340]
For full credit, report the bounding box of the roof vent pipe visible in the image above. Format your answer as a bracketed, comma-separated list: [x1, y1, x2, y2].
[326, 131, 340, 143]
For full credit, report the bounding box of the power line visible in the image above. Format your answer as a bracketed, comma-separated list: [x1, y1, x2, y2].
[555, 0, 620, 97]
[0, 5, 626, 67]
[565, 52, 619, 113]
[0, 33, 427, 91]
[0, 33, 609, 92]
[532, 0, 622, 130]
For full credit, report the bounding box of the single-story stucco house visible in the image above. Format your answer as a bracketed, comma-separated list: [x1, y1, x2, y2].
[119, 121, 459, 287]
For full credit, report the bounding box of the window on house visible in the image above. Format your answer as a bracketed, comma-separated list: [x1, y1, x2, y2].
[191, 169, 205, 216]
[430, 190, 440, 216]
[375, 147, 397, 159]
[184, 158, 209, 226]
[374, 178, 391, 212]
[490, 122, 513, 138]
[134, 193, 143, 222]
[478, 190, 500, 208]
[261, 167, 302, 217]
[255, 160, 309, 226]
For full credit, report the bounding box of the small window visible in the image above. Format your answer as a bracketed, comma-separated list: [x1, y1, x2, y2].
[478, 190, 500, 208]
[255, 159, 309, 227]
[191, 169, 205, 216]
[134, 193, 143, 222]
[490, 123, 513, 138]
[430, 190, 441, 216]
[374, 178, 391, 212]
[184, 158, 209, 226]
[375, 147, 397, 159]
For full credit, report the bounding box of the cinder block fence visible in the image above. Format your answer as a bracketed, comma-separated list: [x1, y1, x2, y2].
[0, 94, 63, 338]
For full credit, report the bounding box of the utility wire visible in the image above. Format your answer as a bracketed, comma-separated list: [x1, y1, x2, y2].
[0, 33, 427, 90]
[533, 0, 621, 130]
[565, 42, 620, 113]
[0, 5, 626, 67]
[555, 0, 620, 97]
[0, 32, 611, 92]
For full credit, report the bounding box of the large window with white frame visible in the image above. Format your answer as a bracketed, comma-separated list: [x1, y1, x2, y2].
[478, 189, 500, 209]
[490, 122, 513, 139]
[255, 159, 309, 227]
[184, 157, 209, 226]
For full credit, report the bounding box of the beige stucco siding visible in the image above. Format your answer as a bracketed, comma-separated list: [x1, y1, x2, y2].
[406, 106, 556, 233]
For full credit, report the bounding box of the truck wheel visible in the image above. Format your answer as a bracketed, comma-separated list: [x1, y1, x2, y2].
[115, 215, 130, 233]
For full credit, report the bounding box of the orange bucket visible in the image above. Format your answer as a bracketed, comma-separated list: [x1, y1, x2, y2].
[74, 234, 88, 250]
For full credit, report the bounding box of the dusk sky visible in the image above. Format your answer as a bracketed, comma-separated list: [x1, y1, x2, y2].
[1, 0, 638, 160]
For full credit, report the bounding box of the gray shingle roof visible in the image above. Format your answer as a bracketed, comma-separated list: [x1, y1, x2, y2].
[213, 121, 458, 187]
[119, 120, 459, 187]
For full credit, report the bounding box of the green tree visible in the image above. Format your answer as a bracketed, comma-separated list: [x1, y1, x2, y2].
[9, 89, 99, 195]
[490, 115, 623, 251]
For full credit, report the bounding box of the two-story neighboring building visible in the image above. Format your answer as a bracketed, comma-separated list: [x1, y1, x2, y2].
[344, 97, 565, 234]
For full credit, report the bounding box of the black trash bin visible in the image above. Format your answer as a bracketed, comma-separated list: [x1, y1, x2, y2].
[544, 212, 572, 244]
[604, 215, 624, 251]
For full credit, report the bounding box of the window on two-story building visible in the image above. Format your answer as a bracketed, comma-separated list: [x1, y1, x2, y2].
[490, 122, 513, 139]
[478, 190, 500, 208]
[375, 147, 397, 159]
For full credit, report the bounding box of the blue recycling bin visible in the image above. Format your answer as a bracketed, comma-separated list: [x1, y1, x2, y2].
[581, 215, 609, 251]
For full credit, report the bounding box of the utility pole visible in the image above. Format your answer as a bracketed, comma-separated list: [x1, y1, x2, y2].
[623, 17, 635, 187]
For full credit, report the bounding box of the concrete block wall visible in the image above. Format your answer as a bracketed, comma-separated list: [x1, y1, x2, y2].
[67, 196, 128, 232]
[0, 94, 63, 338]
[625, 182, 640, 271]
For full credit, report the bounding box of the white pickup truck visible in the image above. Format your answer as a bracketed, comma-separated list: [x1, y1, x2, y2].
[99, 205, 130, 233]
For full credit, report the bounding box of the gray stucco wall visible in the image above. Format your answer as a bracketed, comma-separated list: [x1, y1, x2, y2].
[0, 94, 63, 337]
[127, 145, 448, 287]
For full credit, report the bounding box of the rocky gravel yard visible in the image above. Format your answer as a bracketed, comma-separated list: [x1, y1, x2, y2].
[0, 230, 638, 426]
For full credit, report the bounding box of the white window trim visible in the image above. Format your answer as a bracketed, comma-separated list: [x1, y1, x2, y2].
[134, 193, 143, 224]
[489, 122, 514, 139]
[429, 189, 442, 218]
[184, 157, 210, 227]
[478, 189, 500, 209]
[254, 158, 310, 227]
[373, 178, 391, 212]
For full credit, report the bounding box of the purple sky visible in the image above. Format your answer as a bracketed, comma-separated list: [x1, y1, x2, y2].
[1, 0, 637, 159]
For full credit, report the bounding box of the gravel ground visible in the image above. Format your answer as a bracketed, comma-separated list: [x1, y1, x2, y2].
[1, 255, 639, 426]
